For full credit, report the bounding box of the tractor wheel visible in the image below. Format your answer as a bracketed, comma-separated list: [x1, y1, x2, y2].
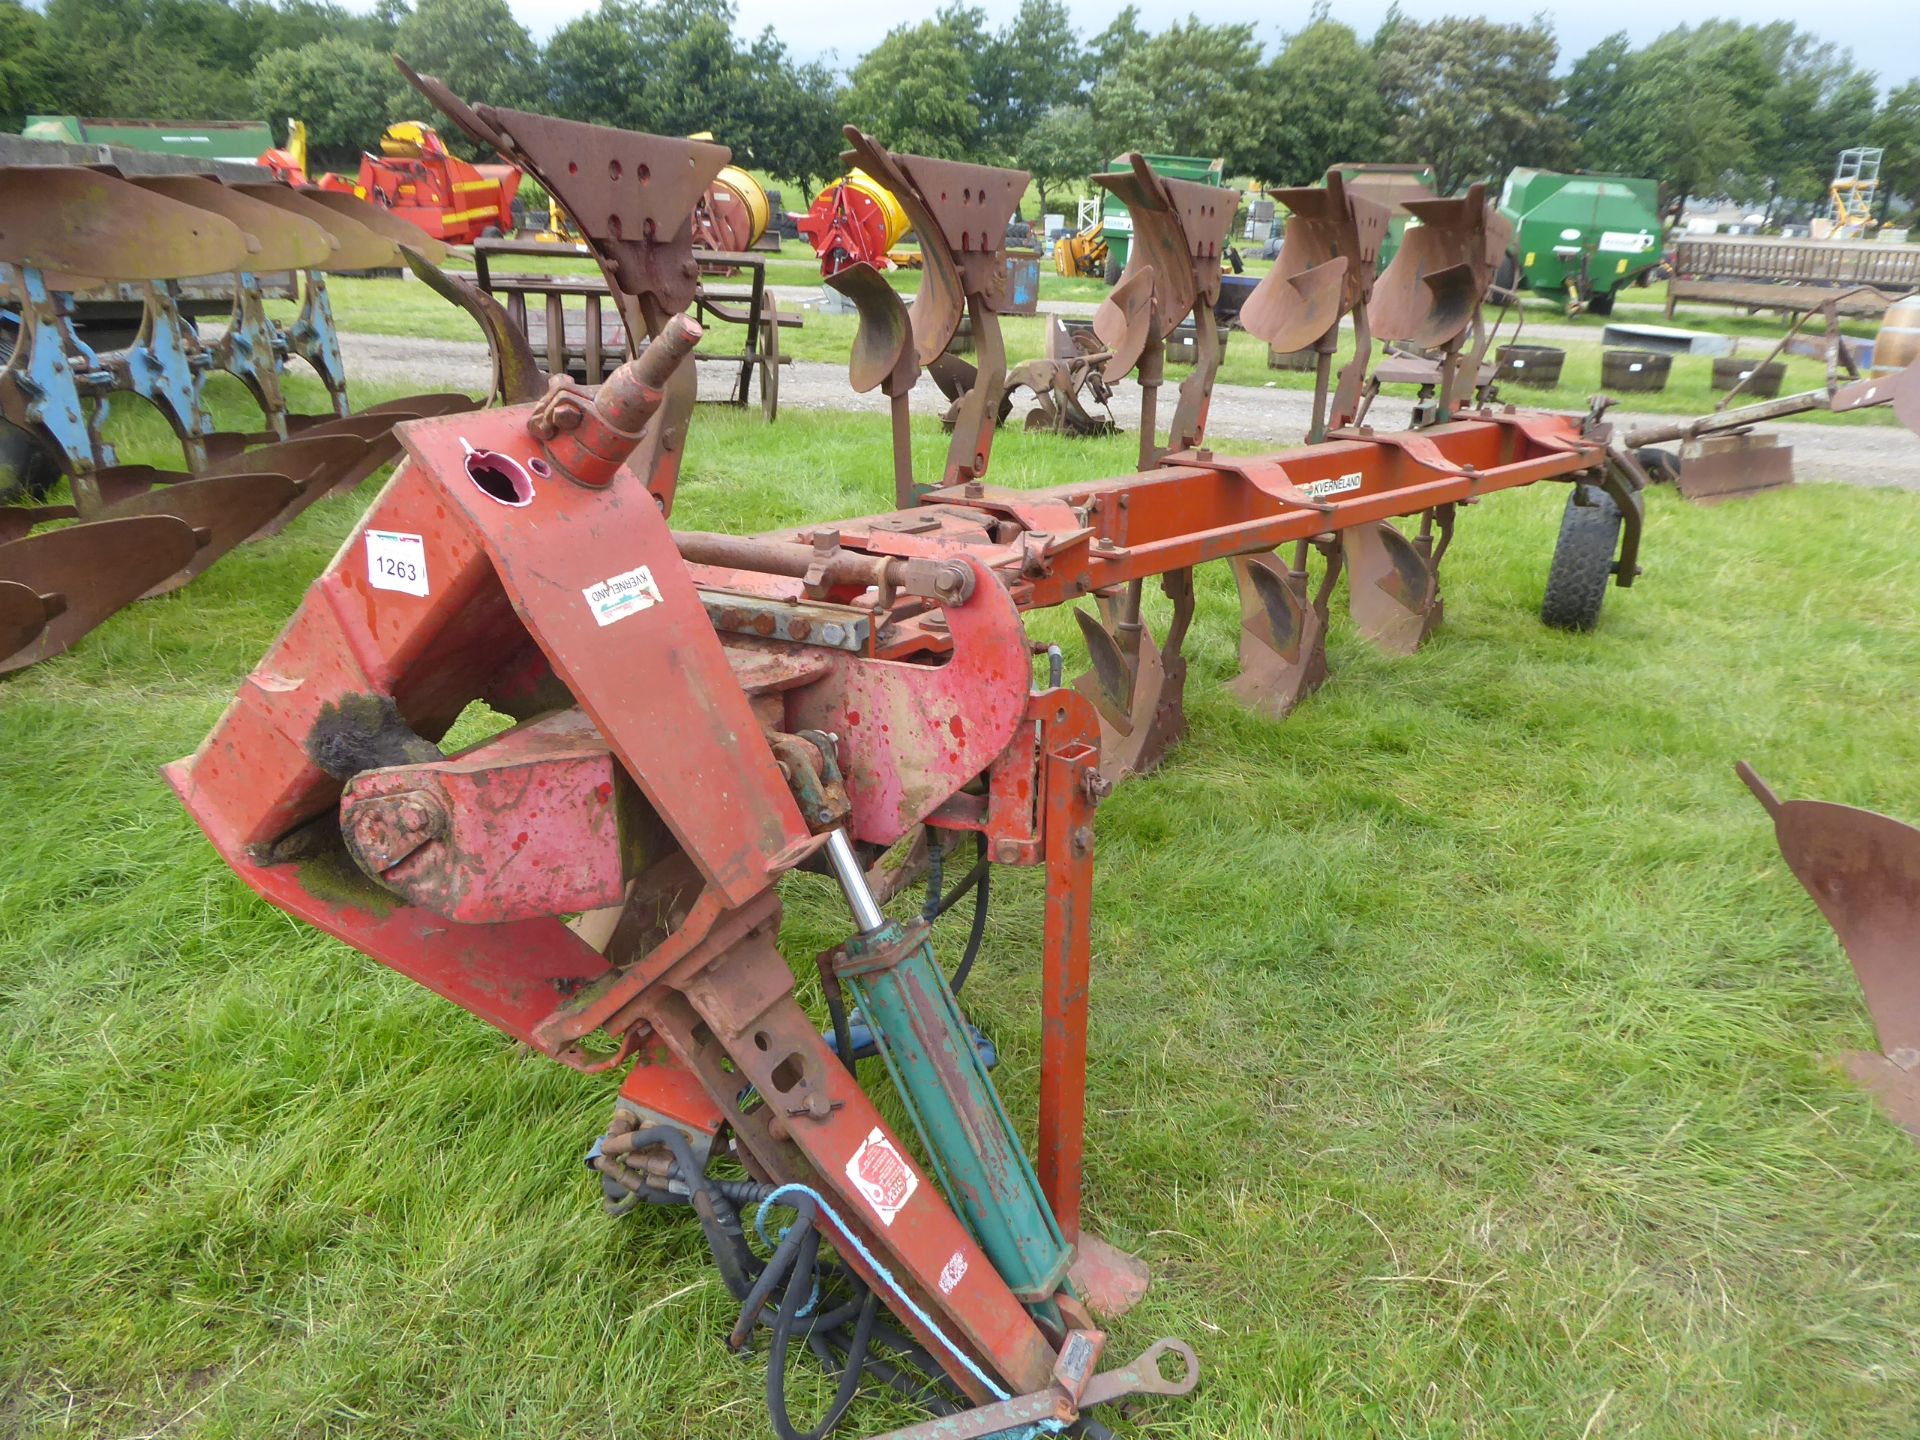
[1540, 483, 1621, 632]
[1634, 447, 1681, 486]
[1494, 253, 1517, 292]
[1586, 288, 1616, 316]
[1103, 253, 1123, 286]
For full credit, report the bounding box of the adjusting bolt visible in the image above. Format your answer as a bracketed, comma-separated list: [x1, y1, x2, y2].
[341, 788, 449, 873]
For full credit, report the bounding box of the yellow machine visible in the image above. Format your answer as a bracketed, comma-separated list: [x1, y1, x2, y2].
[1053, 208, 1108, 278]
[1829, 147, 1883, 239]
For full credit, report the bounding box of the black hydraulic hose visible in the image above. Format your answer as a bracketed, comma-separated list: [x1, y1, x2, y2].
[614, 1126, 762, 1300]
[947, 834, 991, 996]
[921, 830, 946, 925]
[931, 835, 989, 921]
[766, 1227, 881, 1440]
[820, 966, 859, 1078]
[729, 1195, 818, 1349]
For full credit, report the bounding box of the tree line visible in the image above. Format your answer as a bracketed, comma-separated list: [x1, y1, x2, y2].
[3, 0, 1917, 221]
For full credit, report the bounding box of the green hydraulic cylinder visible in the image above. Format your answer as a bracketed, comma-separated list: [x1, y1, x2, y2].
[824, 829, 1072, 1314]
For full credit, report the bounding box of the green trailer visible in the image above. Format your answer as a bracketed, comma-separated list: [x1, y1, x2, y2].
[1496, 168, 1663, 315]
[1101, 152, 1224, 283]
[21, 116, 273, 165]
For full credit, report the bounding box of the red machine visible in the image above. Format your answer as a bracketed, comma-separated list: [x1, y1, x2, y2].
[264, 121, 520, 245]
[796, 168, 912, 275]
[167, 69, 1665, 1440]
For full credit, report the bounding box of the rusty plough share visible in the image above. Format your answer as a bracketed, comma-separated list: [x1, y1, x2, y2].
[162, 78, 1663, 1440]
[1738, 765, 1920, 1139]
[0, 157, 481, 673]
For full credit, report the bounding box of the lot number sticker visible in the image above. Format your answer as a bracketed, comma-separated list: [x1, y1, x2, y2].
[584, 564, 665, 627]
[366, 530, 429, 596]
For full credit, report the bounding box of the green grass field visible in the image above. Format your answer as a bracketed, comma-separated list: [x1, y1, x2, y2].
[4, 378, 1920, 1437]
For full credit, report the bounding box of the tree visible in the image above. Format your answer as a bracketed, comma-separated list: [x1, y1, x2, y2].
[541, 2, 651, 129]
[0, 1, 55, 131]
[1083, 5, 1145, 90]
[252, 39, 402, 167]
[1255, 17, 1386, 186]
[394, 0, 539, 123]
[1017, 104, 1101, 216]
[1873, 81, 1920, 217]
[1089, 19, 1262, 172]
[995, 0, 1083, 145]
[34, 0, 256, 118]
[1562, 31, 1632, 148]
[843, 19, 981, 160]
[1720, 26, 1879, 218]
[1577, 26, 1771, 215]
[738, 34, 843, 199]
[541, 1, 840, 193]
[1375, 17, 1569, 193]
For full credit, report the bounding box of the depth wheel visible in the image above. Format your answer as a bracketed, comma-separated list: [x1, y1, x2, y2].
[1541, 483, 1621, 632]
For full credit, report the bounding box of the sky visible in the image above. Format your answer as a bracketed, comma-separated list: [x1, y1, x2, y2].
[368, 0, 1920, 90]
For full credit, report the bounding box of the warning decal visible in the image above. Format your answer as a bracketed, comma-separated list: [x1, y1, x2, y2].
[845, 1127, 918, 1225]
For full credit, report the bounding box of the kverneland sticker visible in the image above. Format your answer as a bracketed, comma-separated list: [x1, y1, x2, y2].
[583, 563, 664, 627]
[845, 1127, 917, 1225]
[1301, 472, 1363, 499]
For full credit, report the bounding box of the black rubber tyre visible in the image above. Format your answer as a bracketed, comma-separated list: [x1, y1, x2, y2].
[1541, 483, 1622, 632]
[1494, 252, 1517, 292]
[1103, 253, 1123, 286]
[1633, 447, 1681, 486]
[1586, 288, 1616, 316]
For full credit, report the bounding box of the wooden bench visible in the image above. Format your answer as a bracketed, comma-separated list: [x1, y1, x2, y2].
[472, 239, 798, 420]
[1666, 236, 1919, 319]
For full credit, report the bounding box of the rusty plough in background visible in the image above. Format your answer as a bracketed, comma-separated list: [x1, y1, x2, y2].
[1623, 290, 1920, 503]
[924, 153, 1240, 463]
[0, 152, 480, 673]
[159, 79, 1667, 1440]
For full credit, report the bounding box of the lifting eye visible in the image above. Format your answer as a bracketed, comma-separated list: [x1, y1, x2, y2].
[462, 444, 534, 507]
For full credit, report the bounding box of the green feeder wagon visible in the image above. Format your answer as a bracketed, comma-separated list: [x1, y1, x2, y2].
[1496, 168, 1664, 315]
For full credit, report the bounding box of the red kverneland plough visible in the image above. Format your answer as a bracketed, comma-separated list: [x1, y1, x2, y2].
[163, 75, 1663, 1440]
[0, 154, 483, 673]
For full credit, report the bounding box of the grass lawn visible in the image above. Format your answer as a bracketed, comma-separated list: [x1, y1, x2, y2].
[5, 380, 1920, 1437]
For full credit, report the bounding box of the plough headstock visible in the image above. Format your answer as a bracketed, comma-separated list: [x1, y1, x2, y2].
[154, 81, 1670, 1440]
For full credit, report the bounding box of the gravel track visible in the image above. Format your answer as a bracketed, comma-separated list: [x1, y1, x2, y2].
[336, 330, 1920, 492]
